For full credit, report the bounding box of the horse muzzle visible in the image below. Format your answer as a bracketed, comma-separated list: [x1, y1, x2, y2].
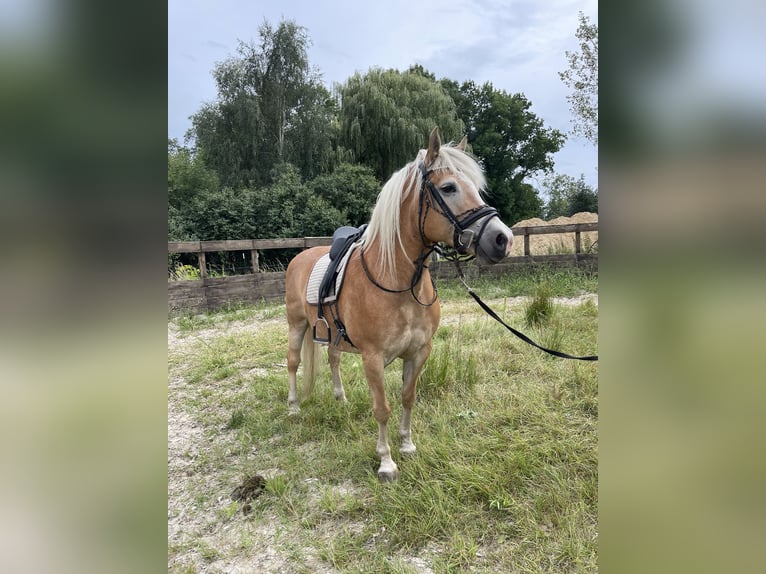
[470, 217, 513, 263]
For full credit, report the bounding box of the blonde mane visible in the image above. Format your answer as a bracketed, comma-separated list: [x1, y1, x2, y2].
[361, 143, 486, 280]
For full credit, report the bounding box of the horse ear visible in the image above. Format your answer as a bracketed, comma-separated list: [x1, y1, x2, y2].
[456, 135, 468, 151]
[425, 127, 441, 166]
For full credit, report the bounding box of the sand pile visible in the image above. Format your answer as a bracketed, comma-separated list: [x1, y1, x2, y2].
[509, 212, 598, 256]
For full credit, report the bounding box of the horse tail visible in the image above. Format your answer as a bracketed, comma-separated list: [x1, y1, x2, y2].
[301, 329, 321, 399]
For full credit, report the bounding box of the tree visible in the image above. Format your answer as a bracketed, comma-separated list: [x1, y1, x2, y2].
[172, 163, 345, 244]
[541, 173, 574, 219]
[559, 12, 598, 145]
[338, 68, 464, 180]
[189, 19, 336, 188]
[167, 138, 219, 211]
[568, 183, 598, 215]
[309, 163, 381, 227]
[248, 164, 345, 239]
[541, 173, 598, 219]
[441, 79, 565, 223]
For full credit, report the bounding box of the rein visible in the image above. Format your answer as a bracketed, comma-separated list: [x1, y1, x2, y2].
[451, 260, 598, 361]
[359, 246, 439, 307]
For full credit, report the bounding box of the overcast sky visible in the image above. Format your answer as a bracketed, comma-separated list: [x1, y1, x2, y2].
[168, 0, 598, 189]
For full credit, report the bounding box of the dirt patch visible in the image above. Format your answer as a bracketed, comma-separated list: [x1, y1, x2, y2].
[511, 211, 598, 256]
[168, 315, 344, 573]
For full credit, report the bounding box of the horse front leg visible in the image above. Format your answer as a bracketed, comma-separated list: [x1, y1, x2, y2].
[362, 353, 398, 481]
[327, 345, 347, 402]
[400, 342, 432, 457]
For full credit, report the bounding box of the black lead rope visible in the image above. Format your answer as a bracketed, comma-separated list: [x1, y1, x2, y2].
[453, 263, 598, 361]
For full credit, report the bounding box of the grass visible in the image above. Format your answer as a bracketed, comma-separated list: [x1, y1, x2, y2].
[436, 266, 597, 301]
[524, 284, 555, 328]
[172, 299, 283, 332]
[168, 268, 598, 573]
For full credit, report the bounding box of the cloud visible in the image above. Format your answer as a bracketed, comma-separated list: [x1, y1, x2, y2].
[167, 0, 598, 185]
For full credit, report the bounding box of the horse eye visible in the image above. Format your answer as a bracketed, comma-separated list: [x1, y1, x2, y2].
[440, 183, 457, 194]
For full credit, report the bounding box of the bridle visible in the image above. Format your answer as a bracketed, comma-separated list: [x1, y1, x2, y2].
[417, 162, 500, 258]
[360, 161, 501, 305]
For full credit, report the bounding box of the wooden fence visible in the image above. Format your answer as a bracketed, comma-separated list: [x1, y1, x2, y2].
[168, 222, 597, 314]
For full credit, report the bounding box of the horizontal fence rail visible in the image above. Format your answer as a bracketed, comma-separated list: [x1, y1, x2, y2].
[168, 222, 597, 313]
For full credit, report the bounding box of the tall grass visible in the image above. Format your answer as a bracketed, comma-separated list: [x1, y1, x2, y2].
[524, 283, 554, 328]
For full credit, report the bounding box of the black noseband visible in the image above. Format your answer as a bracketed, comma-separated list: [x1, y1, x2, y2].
[418, 163, 500, 254]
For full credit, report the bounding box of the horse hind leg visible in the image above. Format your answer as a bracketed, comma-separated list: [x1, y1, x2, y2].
[328, 345, 346, 402]
[399, 343, 432, 457]
[287, 319, 308, 415]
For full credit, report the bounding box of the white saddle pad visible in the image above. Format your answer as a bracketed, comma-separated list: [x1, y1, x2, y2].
[306, 242, 359, 306]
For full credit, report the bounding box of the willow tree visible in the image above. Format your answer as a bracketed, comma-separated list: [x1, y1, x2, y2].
[337, 68, 464, 180]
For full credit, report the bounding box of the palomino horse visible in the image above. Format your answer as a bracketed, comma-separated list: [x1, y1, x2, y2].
[285, 127, 513, 481]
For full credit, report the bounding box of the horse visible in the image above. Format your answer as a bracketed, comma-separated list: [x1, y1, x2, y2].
[284, 127, 513, 481]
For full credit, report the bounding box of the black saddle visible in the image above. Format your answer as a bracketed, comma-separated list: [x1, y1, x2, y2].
[328, 224, 367, 261]
[314, 224, 367, 345]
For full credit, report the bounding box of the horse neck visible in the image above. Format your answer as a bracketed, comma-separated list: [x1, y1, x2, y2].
[397, 192, 432, 266]
[366, 189, 435, 293]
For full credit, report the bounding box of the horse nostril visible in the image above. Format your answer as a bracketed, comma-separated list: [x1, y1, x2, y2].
[495, 232, 508, 248]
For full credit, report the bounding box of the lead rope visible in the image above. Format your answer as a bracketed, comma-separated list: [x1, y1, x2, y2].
[452, 260, 598, 361]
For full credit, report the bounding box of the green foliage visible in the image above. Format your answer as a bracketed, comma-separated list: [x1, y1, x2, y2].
[190, 20, 336, 188]
[170, 163, 345, 245]
[441, 79, 565, 224]
[309, 163, 381, 226]
[252, 164, 345, 238]
[169, 264, 201, 281]
[168, 139, 220, 208]
[180, 186, 258, 241]
[568, 184, 599, 215]
[338, 68, 464, 180]
[559, 12, 598, 145]
[168, 204, 186, 241]
[542, 173, 598, 219]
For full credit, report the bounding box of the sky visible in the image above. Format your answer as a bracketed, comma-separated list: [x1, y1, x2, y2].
[168, 0, 598, 190]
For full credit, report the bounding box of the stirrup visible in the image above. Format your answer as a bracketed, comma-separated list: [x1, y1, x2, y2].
[312, 317, 330, 345]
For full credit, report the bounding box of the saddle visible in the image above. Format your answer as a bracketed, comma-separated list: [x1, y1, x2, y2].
[312, 224, 367, 345]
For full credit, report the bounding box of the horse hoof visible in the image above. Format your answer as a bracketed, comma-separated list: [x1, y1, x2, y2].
[400, 445, 417, 458]
[287, 404, 300, 416]
[377, 469, 399, 482]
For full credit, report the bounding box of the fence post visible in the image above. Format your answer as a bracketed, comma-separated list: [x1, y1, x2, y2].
[524, 232, 530, 256]
[198, 251, 207, 279]
[251, 249, 260, 273]
[575, 230, 582, 254]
